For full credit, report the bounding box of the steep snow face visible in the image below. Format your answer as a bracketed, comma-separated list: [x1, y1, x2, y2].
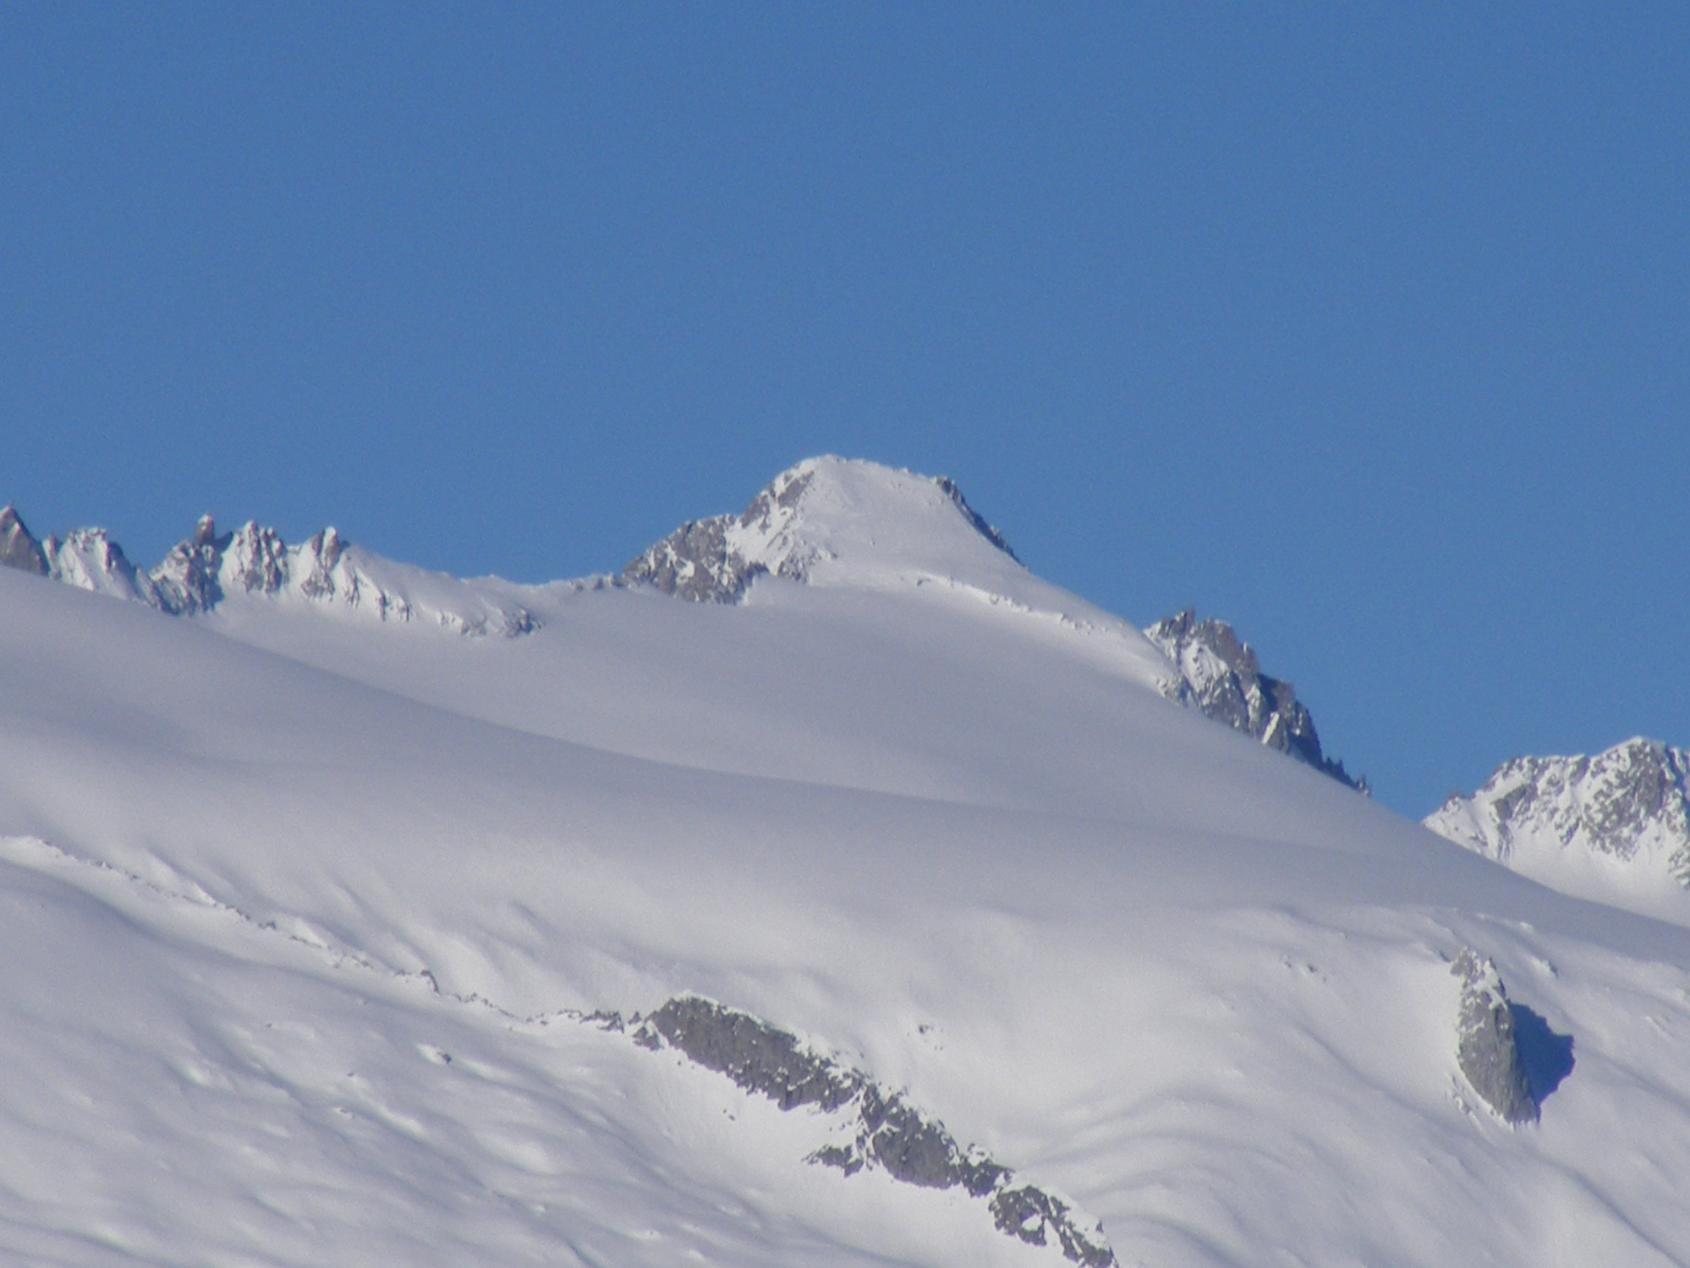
[624, 457, 1024, 603]
[21, 511, 537, 638]
[1144, 609, 1362, 790]
[1425, 738, 1690, 915]
[0, 506, 47, 575]
[44, 527, 160, 603]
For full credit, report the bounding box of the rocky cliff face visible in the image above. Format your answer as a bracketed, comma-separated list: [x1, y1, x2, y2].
[1143, 610, 1364, 791]
[1426, 738, 1690, 892]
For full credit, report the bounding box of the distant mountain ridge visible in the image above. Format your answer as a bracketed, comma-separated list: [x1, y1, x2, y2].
[5, 458, 1366, 787]
[623, 458, 1363, 789]
[0, 504, 536, 638]
[1425, 737, 1690, 901]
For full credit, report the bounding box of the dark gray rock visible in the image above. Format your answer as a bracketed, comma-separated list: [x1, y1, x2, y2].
[151, 514, 228, 614]
[621, 469, 821, 603]
[639, 996, 861, 1111]
[1451, 948, 1537, 1125]
[1145, 609, 1364, 791]
[932, 475, 1019, 563]
[633, 995, 1115, 1266]
[621, 514, 765, 603]
[0, 506, 48, 575]
[993, 1186, 1117, 1268]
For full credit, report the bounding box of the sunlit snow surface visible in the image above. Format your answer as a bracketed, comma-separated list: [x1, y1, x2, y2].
[2, 462, 1689, 1265]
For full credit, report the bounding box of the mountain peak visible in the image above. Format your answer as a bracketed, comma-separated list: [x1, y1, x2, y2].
[1425, 736, 1690, 899]
[624, 457, 1020, 603]
[0, 505, 48, 576]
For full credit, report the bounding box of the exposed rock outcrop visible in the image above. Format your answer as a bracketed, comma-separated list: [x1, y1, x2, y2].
[1145, 609, 1363, 790]
[631, 996, 1115, 1266]
[6, 506, 536, 638]
[0, 506, 47, 575]
[1450, 948, 1537, 1125]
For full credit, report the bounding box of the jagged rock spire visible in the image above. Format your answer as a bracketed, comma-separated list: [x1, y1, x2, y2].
[0, 505, 48, 575]
[1145, 609, 1364, 791]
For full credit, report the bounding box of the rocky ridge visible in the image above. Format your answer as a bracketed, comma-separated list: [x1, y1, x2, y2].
[0, 505, 535, 638]
[1425, 737, 1690, 891]
[1144, 609, 1364, 791]
[622, 996, 1116, 1266]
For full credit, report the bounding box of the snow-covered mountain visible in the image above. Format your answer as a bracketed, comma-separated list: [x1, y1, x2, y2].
[1426, 737, 1690, 917]
[2, 458, 1689, 1266]
[0, 503, 537, 636]
[623, 456, 1021, 603]
[625, 458, 1361, 784]
[5, 463, 1357, 788]
[1143, 609, 1363, 790]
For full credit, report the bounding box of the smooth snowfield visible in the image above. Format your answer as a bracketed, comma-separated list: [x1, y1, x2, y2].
[2, 461, 1689, 1266]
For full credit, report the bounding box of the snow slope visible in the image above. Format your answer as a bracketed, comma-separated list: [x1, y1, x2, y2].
[2, 460, 1690, 1265]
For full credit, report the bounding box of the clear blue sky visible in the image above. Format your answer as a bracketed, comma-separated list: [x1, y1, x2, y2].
[5, 4, 1687, 815]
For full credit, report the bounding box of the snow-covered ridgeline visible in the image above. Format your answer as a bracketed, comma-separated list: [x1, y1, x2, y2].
[0, 505, 536, 637]
[1425, 737, 1690, 905]
[624, 459, 1363, 787]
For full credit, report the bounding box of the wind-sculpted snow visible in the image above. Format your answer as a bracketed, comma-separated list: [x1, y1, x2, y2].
[7, 507, 537, 637]
[1426, 737, 1690, 917]
[631, 997, 1116, 1266]
[1450, 948, 1537, 1125]
[1145, 609, 1363, 790]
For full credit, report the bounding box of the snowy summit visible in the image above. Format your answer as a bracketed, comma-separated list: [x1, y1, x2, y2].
[0, 461, 1686, 1266]
[623, 456, 1023, 602]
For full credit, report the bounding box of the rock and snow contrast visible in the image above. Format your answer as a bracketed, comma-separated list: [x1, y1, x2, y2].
[1, 457, 1689, 1265]
[1143, 609, 1364, 790]
[1426, 737, 1690, 919]
[0, 503, 537, 637]
[623, 457, 1021, 603]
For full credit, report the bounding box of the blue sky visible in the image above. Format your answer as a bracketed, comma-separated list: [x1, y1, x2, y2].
[5, 4, 1687, 815]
